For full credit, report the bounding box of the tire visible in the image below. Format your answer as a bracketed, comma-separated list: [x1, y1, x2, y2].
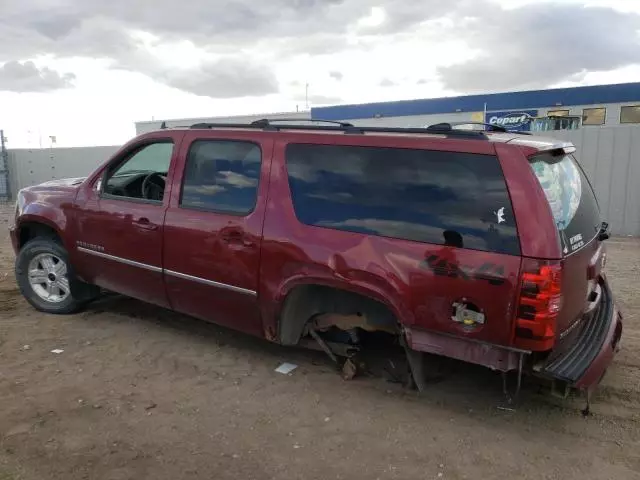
[15, 237, 89, 314]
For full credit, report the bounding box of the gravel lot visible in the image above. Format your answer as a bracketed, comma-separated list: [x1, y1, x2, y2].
[0, 204, 639, 480]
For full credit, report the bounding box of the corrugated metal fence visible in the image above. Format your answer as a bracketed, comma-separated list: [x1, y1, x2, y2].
[6, 146, 119, 195]
[3, 127, 639, 236]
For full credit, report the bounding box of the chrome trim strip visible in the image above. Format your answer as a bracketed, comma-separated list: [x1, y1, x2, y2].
[77, 247, 163, 273]
[77, 247, 256, 296]
[164, 269, 257, 296]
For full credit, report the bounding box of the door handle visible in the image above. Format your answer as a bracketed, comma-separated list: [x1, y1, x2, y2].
[135, 217, 158, 231]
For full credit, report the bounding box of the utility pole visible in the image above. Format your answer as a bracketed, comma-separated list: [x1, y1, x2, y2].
[305, 83, 309, 110]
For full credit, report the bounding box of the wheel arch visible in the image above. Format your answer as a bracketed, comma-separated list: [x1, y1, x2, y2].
[276, 277, 410, 346]
[16, 218, 64, 250]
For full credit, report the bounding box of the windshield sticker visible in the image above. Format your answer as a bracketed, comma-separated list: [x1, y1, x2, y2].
[494, 207, 505, 224]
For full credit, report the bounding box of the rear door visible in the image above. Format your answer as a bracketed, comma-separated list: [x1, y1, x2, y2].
[528, 152, 604, 340]
[162, 131, 273, 336]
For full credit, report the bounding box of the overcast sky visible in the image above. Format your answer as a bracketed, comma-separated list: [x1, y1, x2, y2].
[1, 0, 639, 147]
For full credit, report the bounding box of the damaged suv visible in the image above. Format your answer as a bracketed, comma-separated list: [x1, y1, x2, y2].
[10, 119, 622, 401]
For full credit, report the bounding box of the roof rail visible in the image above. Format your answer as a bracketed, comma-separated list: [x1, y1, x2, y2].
[188, 119, 489, 139]
[427, 121, 535, 135]
[447, 122, 508, 132]
[250, 118, 355, 128]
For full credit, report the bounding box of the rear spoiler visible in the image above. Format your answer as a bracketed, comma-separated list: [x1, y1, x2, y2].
[540, 142, 576, 156]
[528, 142, 576, 163]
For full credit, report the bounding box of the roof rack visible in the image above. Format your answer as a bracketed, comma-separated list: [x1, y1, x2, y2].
[188, 118, 490, 139]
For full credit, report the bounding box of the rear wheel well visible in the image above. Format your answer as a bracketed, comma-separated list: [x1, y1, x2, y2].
[18, 222, 61, 249]
[278, 284, 399, 346]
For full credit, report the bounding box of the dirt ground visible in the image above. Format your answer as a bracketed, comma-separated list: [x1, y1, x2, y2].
[0, 204, 639, 480]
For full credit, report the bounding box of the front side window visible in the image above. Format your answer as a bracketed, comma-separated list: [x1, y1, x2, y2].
[286, 144, 520, 255]
[180, 140, 261, 215]
[582, 107, 606, 126]
[104, 142, 173, 202]
[530, 154, 601, 255]
[620, 105, 640, 124]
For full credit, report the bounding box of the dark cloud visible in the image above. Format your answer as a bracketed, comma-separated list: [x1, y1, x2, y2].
[1, 0, 458, 58]
[0, 61, 75, 92]
[329, 71, 343, 81]
[1, 0, 359, 53]
[436, 4, 640, 92]
[163, 58, 279, 98]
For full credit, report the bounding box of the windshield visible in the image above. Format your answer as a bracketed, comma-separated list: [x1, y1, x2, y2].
[529, 153, 601, 255]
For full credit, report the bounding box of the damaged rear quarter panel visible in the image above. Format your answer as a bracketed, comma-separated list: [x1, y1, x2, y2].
[259, 137, 522, 348]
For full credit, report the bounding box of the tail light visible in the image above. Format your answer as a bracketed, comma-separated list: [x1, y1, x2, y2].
[514, 259, 563, 351]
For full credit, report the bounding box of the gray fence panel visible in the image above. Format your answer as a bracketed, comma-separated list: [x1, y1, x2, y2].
[625, 131, 640, 237]
[7, 146, 119, 194]
[575, 129, 599, 179]
[608, 128, 632, 232]
[593, 128, 615, 219]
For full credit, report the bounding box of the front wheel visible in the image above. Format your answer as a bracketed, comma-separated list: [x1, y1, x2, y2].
[15, 238, 89, 314]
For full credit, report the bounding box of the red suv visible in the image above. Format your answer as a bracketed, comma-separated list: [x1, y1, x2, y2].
[9, 120, 622, 399]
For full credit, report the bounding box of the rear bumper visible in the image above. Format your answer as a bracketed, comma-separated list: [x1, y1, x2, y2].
[540, 280, 622, 390]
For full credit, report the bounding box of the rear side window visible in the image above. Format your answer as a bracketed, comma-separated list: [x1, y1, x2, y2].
[181, 140, 261, 215]
[286, 144, 520, 255]
[530, 154, 601, 255]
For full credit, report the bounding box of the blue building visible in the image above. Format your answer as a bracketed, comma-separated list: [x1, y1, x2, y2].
[311, 82, 640, 131]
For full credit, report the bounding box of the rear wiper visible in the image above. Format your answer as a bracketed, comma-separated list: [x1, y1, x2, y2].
[598, 221, 610, 241]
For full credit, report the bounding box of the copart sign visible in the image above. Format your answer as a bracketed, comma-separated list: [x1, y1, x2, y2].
[486, 110, 538, 131]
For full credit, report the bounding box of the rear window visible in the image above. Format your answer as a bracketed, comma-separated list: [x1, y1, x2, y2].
[286, 144, 520, 255]
[529, 154, 601, 255]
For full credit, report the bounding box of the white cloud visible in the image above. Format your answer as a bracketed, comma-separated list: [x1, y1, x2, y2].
[0, 0, 637, 147]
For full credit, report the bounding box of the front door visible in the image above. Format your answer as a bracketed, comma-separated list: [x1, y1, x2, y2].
[162, 132, 272, 336]
[75, 136, 181, 307]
